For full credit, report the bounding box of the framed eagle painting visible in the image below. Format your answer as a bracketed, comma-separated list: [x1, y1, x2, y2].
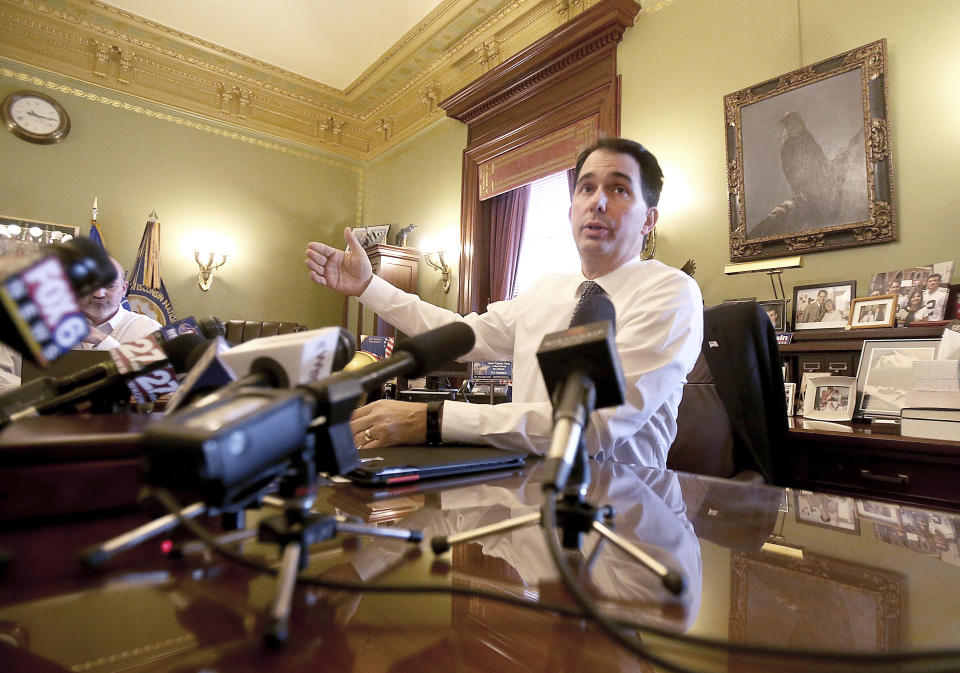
[723, 39, 896, 262]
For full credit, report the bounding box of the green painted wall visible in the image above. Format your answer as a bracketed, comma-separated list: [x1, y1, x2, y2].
[0, 59, 360, 329]
[5, 0, 959, 323]
[620, 0, 960, 306]
[364, 118, 467, 311]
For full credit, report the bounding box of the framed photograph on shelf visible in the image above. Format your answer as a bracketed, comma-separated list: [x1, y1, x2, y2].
[784, 381, 796, 416]
[723, 39, 895, 262]
[348, 224, 391, 249]
[854, 339, 940, 419]
[794, 491, 859, 534]
[792, 280, 856, 330]
[759, 298, 787, 332]
[802, 375, 856, 421]
[849, 295, 897, 329]
[855, 500, 901, 526]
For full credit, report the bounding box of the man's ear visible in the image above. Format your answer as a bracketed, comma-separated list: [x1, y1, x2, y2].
[641, 207, 659, 235]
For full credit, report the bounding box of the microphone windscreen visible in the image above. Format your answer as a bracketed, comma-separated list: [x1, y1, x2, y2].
[333, 328, 357, 372]
[161, 333, 207, 373]
[48, 236, 117, 296]
[195, 316, 226, 339]
[570, 292, 616, 328]
[395, 322, 475, 378]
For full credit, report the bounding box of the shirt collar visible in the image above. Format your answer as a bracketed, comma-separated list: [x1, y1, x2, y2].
[576, 255, 645, 298]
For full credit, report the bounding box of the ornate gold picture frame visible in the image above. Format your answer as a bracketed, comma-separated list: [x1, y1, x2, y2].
[724, 39, 895, 261]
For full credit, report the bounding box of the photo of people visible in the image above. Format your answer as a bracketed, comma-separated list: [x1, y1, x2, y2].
[849, 295, 897, 328]
[814, 384, 849, 412]
[870, 261, 955, 322]
[758, 299, 787, 332]
[795, 491, 859, 533]
[792, 282, 856, 330]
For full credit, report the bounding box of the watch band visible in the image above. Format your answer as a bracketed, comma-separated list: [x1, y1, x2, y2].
[426, 401, 443, 445]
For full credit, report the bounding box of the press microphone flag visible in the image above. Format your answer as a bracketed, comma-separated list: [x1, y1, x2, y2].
[0, 237, 116, 365]
[217, 326, 356, 388]
[0, 332, 206, 424]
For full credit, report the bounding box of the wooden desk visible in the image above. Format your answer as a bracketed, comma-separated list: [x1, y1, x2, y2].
[786, 419, 960, 511]
[2, 460, 959, 672]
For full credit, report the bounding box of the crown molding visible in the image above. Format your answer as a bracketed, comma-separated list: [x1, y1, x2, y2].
[0, 0, 642, 160]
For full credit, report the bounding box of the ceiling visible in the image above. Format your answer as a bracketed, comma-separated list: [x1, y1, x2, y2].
[0, 0, 655, 159]
[102, 0, 450, 91]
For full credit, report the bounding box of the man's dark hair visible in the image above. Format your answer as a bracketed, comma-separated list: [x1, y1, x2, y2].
[573, 137, 664, 207]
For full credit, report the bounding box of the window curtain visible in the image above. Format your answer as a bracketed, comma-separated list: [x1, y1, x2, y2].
[483, 184, 531, 306]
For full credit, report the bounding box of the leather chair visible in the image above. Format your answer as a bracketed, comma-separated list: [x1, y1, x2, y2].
[223, 320, 307, 344]
[667, 301, 787, 483]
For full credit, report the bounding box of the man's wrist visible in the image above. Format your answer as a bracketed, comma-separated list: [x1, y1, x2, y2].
[426, 401, 443, 445]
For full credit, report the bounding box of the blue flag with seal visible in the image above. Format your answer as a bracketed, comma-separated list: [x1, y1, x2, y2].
[127, 211, 176, 326]
[88, 197, 131, 311]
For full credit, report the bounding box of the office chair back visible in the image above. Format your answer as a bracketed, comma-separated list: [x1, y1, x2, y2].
[668, 301, 787, 483]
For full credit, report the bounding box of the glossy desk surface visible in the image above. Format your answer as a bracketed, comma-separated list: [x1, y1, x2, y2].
[2, 459, 959, 672]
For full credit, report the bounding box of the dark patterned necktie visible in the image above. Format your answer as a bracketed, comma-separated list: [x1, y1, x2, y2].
[569, 280, 606, 327]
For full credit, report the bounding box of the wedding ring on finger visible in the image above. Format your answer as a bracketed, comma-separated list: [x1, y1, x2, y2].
[364, 428, 374, 443]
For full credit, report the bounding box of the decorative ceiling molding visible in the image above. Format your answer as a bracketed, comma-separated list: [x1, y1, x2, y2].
[0, 0, 637, 161]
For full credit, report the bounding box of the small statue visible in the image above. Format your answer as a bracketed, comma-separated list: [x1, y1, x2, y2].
[394, 223, 417, 247]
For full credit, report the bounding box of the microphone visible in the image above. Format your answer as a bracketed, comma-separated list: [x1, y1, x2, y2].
[142, 322, 475, 506]
[537, 293, 625, 491]
[152, 315, 226, 342]
[314, 321, 475, 395]
[1, 332, 205, 423]
[0, 237, 115, 365]
[162, 327, 356, 414]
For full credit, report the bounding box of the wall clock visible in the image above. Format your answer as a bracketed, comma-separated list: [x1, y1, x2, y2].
[2, 90, 71, 144]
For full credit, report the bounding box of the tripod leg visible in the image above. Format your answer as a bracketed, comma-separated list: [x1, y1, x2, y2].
[431, 511, 541, 554]
[264, 541, 302, 648]
[336, 520, 423, 543]
[591, 520, 685, 596]
[79, 502, 206, 568]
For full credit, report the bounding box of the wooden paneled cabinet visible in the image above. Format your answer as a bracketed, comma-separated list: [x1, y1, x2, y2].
[343, 244, 420, 340]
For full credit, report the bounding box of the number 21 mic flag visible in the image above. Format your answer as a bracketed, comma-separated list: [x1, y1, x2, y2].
[127, 210, 176, 326]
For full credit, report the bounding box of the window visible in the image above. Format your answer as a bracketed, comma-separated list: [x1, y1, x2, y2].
[512, 171, 581, 297]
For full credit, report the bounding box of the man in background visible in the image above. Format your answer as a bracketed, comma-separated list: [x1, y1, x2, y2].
[305, 137, 703, 468]
[801, 289, 827, 323]
[921, 273, 949, 321]
[76, 256, 161, 350]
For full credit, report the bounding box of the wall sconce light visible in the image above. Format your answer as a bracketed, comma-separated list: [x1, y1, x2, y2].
[424, 250, 451, 294]
[185, 232, 234, 292]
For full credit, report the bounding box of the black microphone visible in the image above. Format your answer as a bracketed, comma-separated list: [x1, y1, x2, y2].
[537, 293, 625, 491]
[142, 322, 476, 505]
[0, 237, 115, 365]
[151, 315, 226, 342]
[314, 321, 475, 395]
[1, 332, 206, 423]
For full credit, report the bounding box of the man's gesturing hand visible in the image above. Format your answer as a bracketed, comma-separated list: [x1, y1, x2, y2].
[306, 227, 374, 297]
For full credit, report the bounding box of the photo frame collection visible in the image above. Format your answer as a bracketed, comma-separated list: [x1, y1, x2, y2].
[789, 495, 960, 567]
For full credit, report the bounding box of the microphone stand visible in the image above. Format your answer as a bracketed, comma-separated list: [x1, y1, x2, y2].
[255, 447, 422, 648]
[429, 393, 685, 597]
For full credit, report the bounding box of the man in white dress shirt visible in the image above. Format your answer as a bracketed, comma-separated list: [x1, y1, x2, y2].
[76, 256, 161, 350]
[305, 137, 703, 468]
